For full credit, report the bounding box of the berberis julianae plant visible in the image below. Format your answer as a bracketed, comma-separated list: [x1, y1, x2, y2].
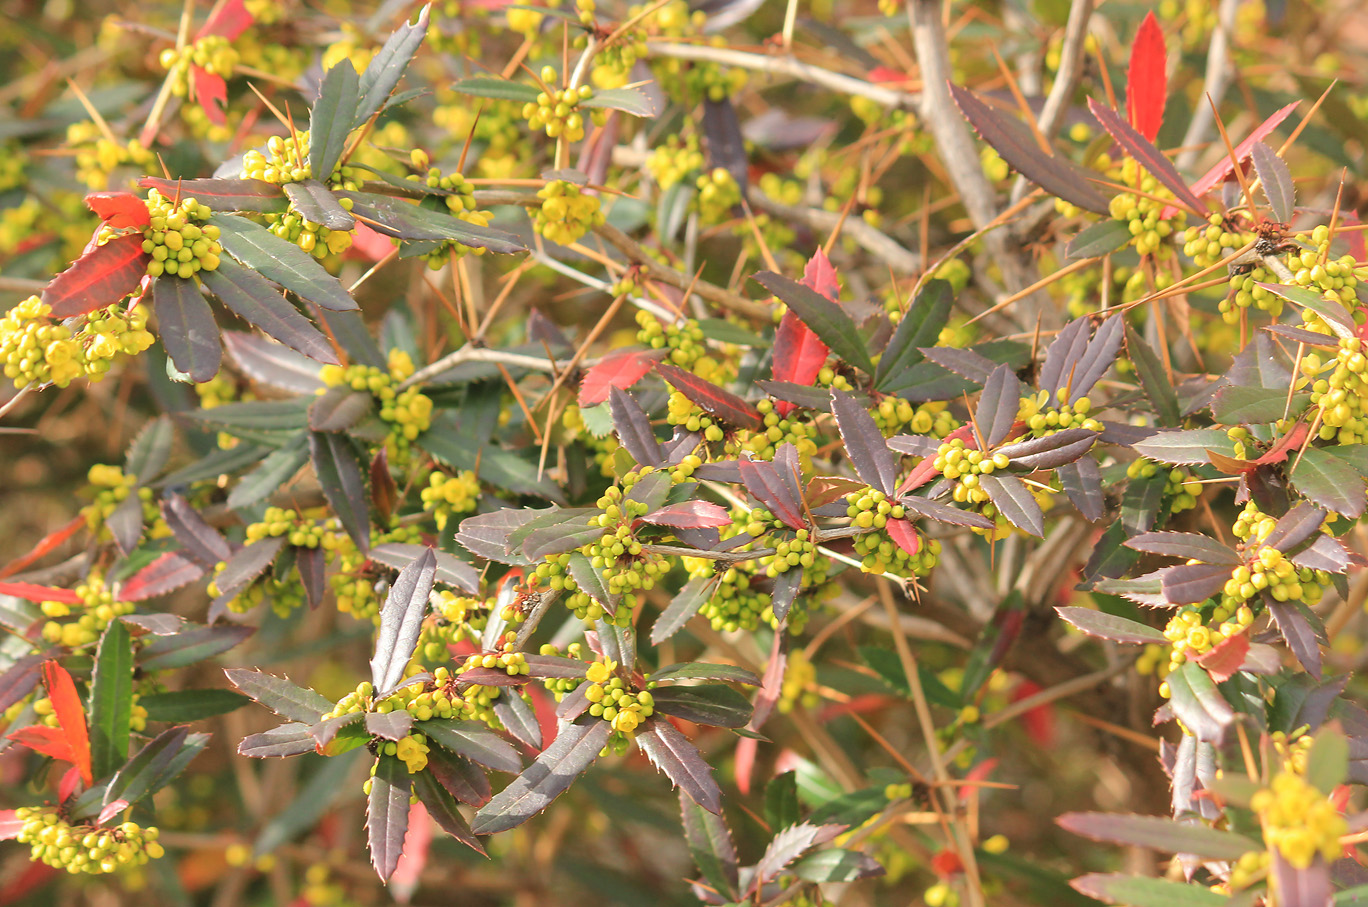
[7, 0, 1368, 905]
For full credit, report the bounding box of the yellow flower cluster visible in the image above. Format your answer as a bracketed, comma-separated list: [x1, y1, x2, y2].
[81, 463, 169, 541]
[159, 35, 239, 95]
[533, 180, 604, 247]
[522, 69, 594, 142]
[0, 297, 154, 390]
[142, 190, 222, 278]
[14, 809, 163, 875]
[39, 572, 137, 649]
[420, 470, 480, 530]
[584, 660, 654, 736]
[1252, 770, 1346, 869]
[66, 122, 155, 190]
[318, 350, 434, 456]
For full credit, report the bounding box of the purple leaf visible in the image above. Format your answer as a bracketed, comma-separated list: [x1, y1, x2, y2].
[949, 84, 1110, 215]
[308, 385, 373, 432]
[701, 97, 747, 193]
[919, 346, 997, 384]
[1086, 98, 1206, 215]
[493, 694, 541, 750]
[681, 791, 740, 900]
[640, 501, 733, 529]
[238, 722, 317, 757]
[769, 567, 802, 625]
[121, 552, 206, 601]
[1055, 607, 1167, 644]
[1290, 534, 1360, 573]
[369, 542, 480, 595]
[222, 331, 327, 394]
[224, 668, 334, 723]
[887, 434, 940, 457]
[637, 720, 722, 813]
[651, 663, 761, 685]
[310, 712, 364, 748]
[1125, 532, 1241, 565]
[651, 685, 752, 728]
[1132, 429, 1235, 465]
[974, 363, 1021, 448]
[453, 509, 540, 565]
[1264, 502, 1328, 553]
[830, 388, 897, 494]
[367, 754, 411, 881]
[978, 474, 1044, 536]
[738, 457, 805, 529]
[471, 717, 611, 834]
[1271, 852, 1331, 907]
[138, 624, 253, 672]
[1057, 811, 1255, 859]
[427, 746, 491, 807]
[657, 362, 762, 431]
[161, 493, 231, 566]
[420, 719, 521, 773]
[1057, 458, 1105, 522]
[1164, 662, 1235, 743]
[138, 177, 288, 214]
[997, 428, 1099, 470]
[213, 536, 287, 602]
[1292, 447, 1367, 519]
[1159, 562, 1233, 605]
[897, 495, 996, 529]
[413, 768, 486, 855]
[1124, 323, 1180, 427]
[609, 387, 664, 466]
[366, 710, 414, 742]
[752, 271, 874, 374]
[0, 655, 43, 713]
[1038, 317, 1092, 407]
[370, 548, 436, 696]
[1268, 598, 1324, 679]
[1250, 142, 1296, 224]
[155, 275, 222, 383]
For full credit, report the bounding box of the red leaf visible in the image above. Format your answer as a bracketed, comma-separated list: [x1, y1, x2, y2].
[96, 799, 131, 828]
[41, 662, 91, 785]
[197, 0, 254, 41]
[0, 582, 79, 603]
[390, 800, 433, 901]
[931, 849, 963, 878]
[867, 66, 911, 85]
[58, 766, 83, 802]
[1126, 12, 1167, 142]
[802, 247, 839, 303]
[578, 348, 661, 407]
[771, 313, 828, 418]
[6, 725, 75, 765]
[192, 67, 228, 125]
[901, 424, 977, 493]
[639, 501, 733, 529]
[120, 552, 205, 601]
[884, 518, 922, 557]
[1163, 100, 1299, 218]
[1255, 422, 1309, 466]
[733, 736, 757, 795]
[85, 192, 150, 230]
[657, 362, 762, 431]
[1010, 681, 1057, 747]
[346, 222, 397, 262]
[1194, 632, 1251, 684]
[42, 234, 150, 318]
[0, 811, 22, 841]
[0, 516, 85, 580]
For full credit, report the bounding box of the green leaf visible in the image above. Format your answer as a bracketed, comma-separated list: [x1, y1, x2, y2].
[680, 791, 740, 901]
[370, 548, 436, 696]
[1292, 446, 1367, 519]
[102, 727, 209, 809]
[753, 271, 875, 374]
[124, 415, 174, 484]
[791, 848, 884, 883]
[1305, 726, 1349, 794]
[355, 5, 430, 126]
[1212, 385, 1309, 425]
[200, 257, 339, 364]
[1124, 323, 1180, 427]
[452, 77, 540, 103]
[1071, 873, 1228, 906]
[765, 772, 800, 831]
[650, 663, 761, 686]
[89, 620, 133, 780]
[309, 430, 371, 553]
[226, 433, 309, 510]
[310, 60, 360, 180]
[223, 668, 333, 724]
[874, 278, 951, 389]
[419, 719, 521, 773]
[154, 275, 221, 383]
[1165, 661, 1236, 743]
[212, 214, 357, 312]
[138, 689, 250, 723]
[1065, 219, 1133, 259]
[580, 87, 657, 117]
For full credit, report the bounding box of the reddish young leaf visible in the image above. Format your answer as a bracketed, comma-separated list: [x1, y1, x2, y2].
[1126, 12, 1167, 142]
[1194, 632, 1251, 684]
[96, 799, 131, 828]
[884, 518, 921, 557]
[43, 234, 150, 318]
[1255, 421, 1310, 466]
[1087, 98, 1205, 216]
[0, 515, 85, 580]
[0, 810, 23, 841]
[6, 725, 75, 765]
[120, 552, 205, 601]
[0, 582, 79, 603]
[1163, 100, 1299, 218]
[902, 424, 977, 492]
[578, 348, 662, 407]
[57, 766, 82, 803]
[197, 0, 253, 41]
[657, 362, 762, 431]
[84, 192, 150, 230]
[42, 661, 92, 785]
[191, 66, 228, 125]
[639, 501, 733, 529]
[770, 254, 836, 418]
